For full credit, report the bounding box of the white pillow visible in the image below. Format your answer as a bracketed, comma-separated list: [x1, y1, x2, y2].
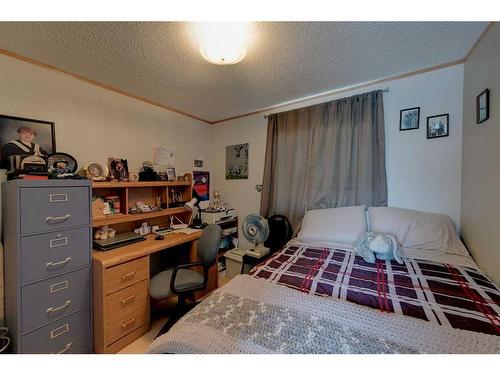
[368, 207, 467, 255]
[298, 206, 367, 244]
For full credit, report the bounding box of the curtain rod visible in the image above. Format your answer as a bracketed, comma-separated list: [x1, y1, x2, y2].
[263, 87, 390, 119]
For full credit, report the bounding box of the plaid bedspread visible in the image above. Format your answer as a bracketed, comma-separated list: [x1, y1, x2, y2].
[250, 244, 500, 336]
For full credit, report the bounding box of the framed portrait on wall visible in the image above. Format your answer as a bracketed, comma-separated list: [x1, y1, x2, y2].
[476, 89, 490, 124]
[427, 114, 449, 139]
[399, 107, 420, 131]
[0, 114, 55, 169]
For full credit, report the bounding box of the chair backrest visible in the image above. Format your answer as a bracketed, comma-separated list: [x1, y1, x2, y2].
[264, 214, 293, 253]
[197, 224, 222, 265]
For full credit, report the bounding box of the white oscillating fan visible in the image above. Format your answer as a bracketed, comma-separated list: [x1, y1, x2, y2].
[241, 214, 270, 257]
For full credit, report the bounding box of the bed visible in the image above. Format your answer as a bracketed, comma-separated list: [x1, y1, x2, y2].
[148, 206, 500, 354]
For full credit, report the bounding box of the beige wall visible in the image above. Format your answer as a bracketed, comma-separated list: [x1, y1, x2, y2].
[461, 23, 500, 285]
[212, 65, 465, 247]
[0, 54, 213, 175]
[0, 54, 213, 321]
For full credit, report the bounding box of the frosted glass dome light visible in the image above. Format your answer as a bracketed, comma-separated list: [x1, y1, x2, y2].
[195, 22, 251, 65]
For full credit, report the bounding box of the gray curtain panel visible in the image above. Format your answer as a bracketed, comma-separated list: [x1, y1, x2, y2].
[260, 90, 387, 230]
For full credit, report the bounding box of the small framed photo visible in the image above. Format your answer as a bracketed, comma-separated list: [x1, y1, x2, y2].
[476, 89, 490, 124]
[427, 114, 449, 139]
[166, 167, 176, 181]
[399, 107, 420, 131]
[108, 158, 129, 182]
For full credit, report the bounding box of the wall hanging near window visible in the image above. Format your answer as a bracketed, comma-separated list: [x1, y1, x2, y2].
[399, 107, 420, 131]
[226, 143, 248, 179]
[476, 88, 490, 124]
[426, 114, 449, 139]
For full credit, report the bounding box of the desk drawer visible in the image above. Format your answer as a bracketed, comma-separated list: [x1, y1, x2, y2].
[21, 227, 91, 284]
[22, 268, 91, 334]
[20, 187, 90, 235]
[105, 280, 149, 344]
[21, 308, 91, 354]
[104, 256, 148, 295]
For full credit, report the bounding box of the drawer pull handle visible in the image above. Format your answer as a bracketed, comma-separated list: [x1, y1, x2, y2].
[47, 300, 72, 315]
[50, 323, 69, 339]
[53, 342, 72, 354]
[46, 214, 71, 223]
[121, 271, 137, 282]
[49, 193, 68, 203]
[121, 318, 136, 329]
[121, 294, 136, 306]
[50, 237, 68, 248]
[50, 280, 69, 293]
[46, 257, 72, 269]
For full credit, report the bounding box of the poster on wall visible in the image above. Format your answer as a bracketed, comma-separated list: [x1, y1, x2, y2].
[226, 143, 248, 180]
[193, 170, 210, 201]
[154, 145, 175, 166]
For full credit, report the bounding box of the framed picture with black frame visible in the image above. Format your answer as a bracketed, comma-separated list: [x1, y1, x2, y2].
[427, 113, 449, 139]
[476, 88, 490, 124]
[399, 107, 420, 131]
[0, 114, 56, 169]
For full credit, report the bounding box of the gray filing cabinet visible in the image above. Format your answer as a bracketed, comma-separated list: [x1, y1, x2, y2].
[2, 179, 92, 353]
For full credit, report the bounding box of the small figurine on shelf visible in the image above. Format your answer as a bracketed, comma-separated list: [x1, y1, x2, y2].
[139, 161, 158, 181]
[206, 190, 227, 212]
[94, 225, 116, 240]
[134, 222, 151, 236]
[129, 172, 139, 182]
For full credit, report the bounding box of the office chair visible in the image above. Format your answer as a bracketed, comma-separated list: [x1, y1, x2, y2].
[241, 214, 293, 272]
[149, 224, 222, 332]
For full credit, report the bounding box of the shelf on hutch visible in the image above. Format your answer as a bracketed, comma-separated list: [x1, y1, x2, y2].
[91, 173, 193, 230]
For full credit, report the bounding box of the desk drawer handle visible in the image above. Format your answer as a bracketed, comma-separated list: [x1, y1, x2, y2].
[49, 193, 68, 203]
[121, 294, 136, 306]
[50, 237, 68, 248]
[53, 342, 72, 354]
[121, 318, 136, 330]
[46, 257, 72, 269]
[121, 271, 136, 282]
[47, 300, 72, 315]
[50, 323, 69, 339]
[46, 214, 71, 224]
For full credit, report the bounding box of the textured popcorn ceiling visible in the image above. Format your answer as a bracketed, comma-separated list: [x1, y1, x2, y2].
[0, 22, 488, 122]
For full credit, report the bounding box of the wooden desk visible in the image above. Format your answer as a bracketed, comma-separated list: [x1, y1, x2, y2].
[91, 230, 215, 354]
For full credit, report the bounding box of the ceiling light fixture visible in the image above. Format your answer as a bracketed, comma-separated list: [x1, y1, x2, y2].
[194, 22, 251, 65]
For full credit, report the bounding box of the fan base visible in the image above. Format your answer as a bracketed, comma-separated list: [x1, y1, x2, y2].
[245, 245, 270, 259]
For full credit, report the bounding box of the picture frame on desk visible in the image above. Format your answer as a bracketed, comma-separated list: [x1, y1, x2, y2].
[0, 114, 56, 170]
[166, 167, 176, 181]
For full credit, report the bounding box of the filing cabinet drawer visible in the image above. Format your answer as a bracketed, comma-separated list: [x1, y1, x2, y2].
[21, 268, 91, 334]
[21, 308, 91, 354]
[105, 280, 149, 344]
[20, 186, 90, 235]
[21, 227, 91, 284]
[104, 256, 148, 295]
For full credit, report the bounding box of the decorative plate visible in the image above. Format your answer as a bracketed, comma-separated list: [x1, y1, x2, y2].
[85, 162, 109, 181]
[48, 153, 78, 173]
